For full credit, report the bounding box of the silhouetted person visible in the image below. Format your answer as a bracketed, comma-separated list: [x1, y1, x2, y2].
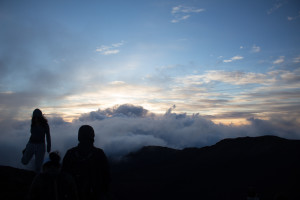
[22, 108, 51, 172]
[62, 125, 110, 200]
[28, 151, 79, 200]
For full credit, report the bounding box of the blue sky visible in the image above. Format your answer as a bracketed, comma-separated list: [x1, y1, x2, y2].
[1, 0, 300, 124]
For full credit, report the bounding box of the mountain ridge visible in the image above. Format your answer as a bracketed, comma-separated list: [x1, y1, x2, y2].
[111, 135, 300, 200]
[1, 135, 300, 200]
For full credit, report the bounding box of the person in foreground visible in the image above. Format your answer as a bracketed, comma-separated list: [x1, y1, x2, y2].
[22, 108, 51, 172]
[28, 151, 79, 200]
[62, 125, 110, 200]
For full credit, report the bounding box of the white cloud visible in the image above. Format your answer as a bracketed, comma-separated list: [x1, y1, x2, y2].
[181, 7, 204, 13]
[171, 5, 204, 14]
[287, 11, 300, 21]
[232, 55, 244, 60]
[293, 55, 300, 63]
[171, 6, 181, 14]
[96, 41, 125, 55]
[101, 49, 120, 55]
[182, 15, 190, 20]
[273, 56, 285, 64]
[251, 44, 261, 53]
[112, 41, 125, 48]
[109, 81, 126, 85]
[267, 2, 283, 15]
[171, 5, 205, 23]
[223, 55, 244, 63]
[96, 46, 109, 52]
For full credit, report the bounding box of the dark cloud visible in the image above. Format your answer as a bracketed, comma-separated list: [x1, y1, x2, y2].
[1, 104, 300, 169]
[113, 104, 148, 117]
[78, 104, 149, 121]
[248, 114, 300, 139]
[48, 117, 71, 126]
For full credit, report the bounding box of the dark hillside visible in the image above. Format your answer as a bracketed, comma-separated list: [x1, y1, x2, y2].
[1, 135, 300, 200]
[0, 166, 35, 200]
[111, 136, 300, 200]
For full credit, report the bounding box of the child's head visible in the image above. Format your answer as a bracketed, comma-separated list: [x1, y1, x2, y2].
[42, 151, 61, 172]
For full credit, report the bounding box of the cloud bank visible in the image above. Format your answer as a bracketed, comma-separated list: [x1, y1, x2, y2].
[1, 104, 300, 170]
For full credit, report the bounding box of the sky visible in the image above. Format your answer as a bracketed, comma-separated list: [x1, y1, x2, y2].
[0, 0, 300, 168]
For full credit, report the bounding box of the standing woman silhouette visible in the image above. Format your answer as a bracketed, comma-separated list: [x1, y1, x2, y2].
[21, 109, 51, 172]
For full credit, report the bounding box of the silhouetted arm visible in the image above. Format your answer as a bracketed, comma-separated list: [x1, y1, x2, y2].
[45, 124, 51, 153]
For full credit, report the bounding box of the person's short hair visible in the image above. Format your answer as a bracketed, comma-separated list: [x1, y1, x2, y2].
[78, 125, 95, 142]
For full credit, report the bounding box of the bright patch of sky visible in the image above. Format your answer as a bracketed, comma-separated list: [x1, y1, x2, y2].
[1, 0, 300, 124]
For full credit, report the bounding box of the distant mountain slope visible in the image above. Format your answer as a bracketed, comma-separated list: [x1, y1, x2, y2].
[1, 135, 300, 200]
[111, 135, 300, 200]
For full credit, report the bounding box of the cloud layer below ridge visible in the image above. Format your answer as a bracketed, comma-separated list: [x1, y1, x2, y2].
[0, 104, 299, 170]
